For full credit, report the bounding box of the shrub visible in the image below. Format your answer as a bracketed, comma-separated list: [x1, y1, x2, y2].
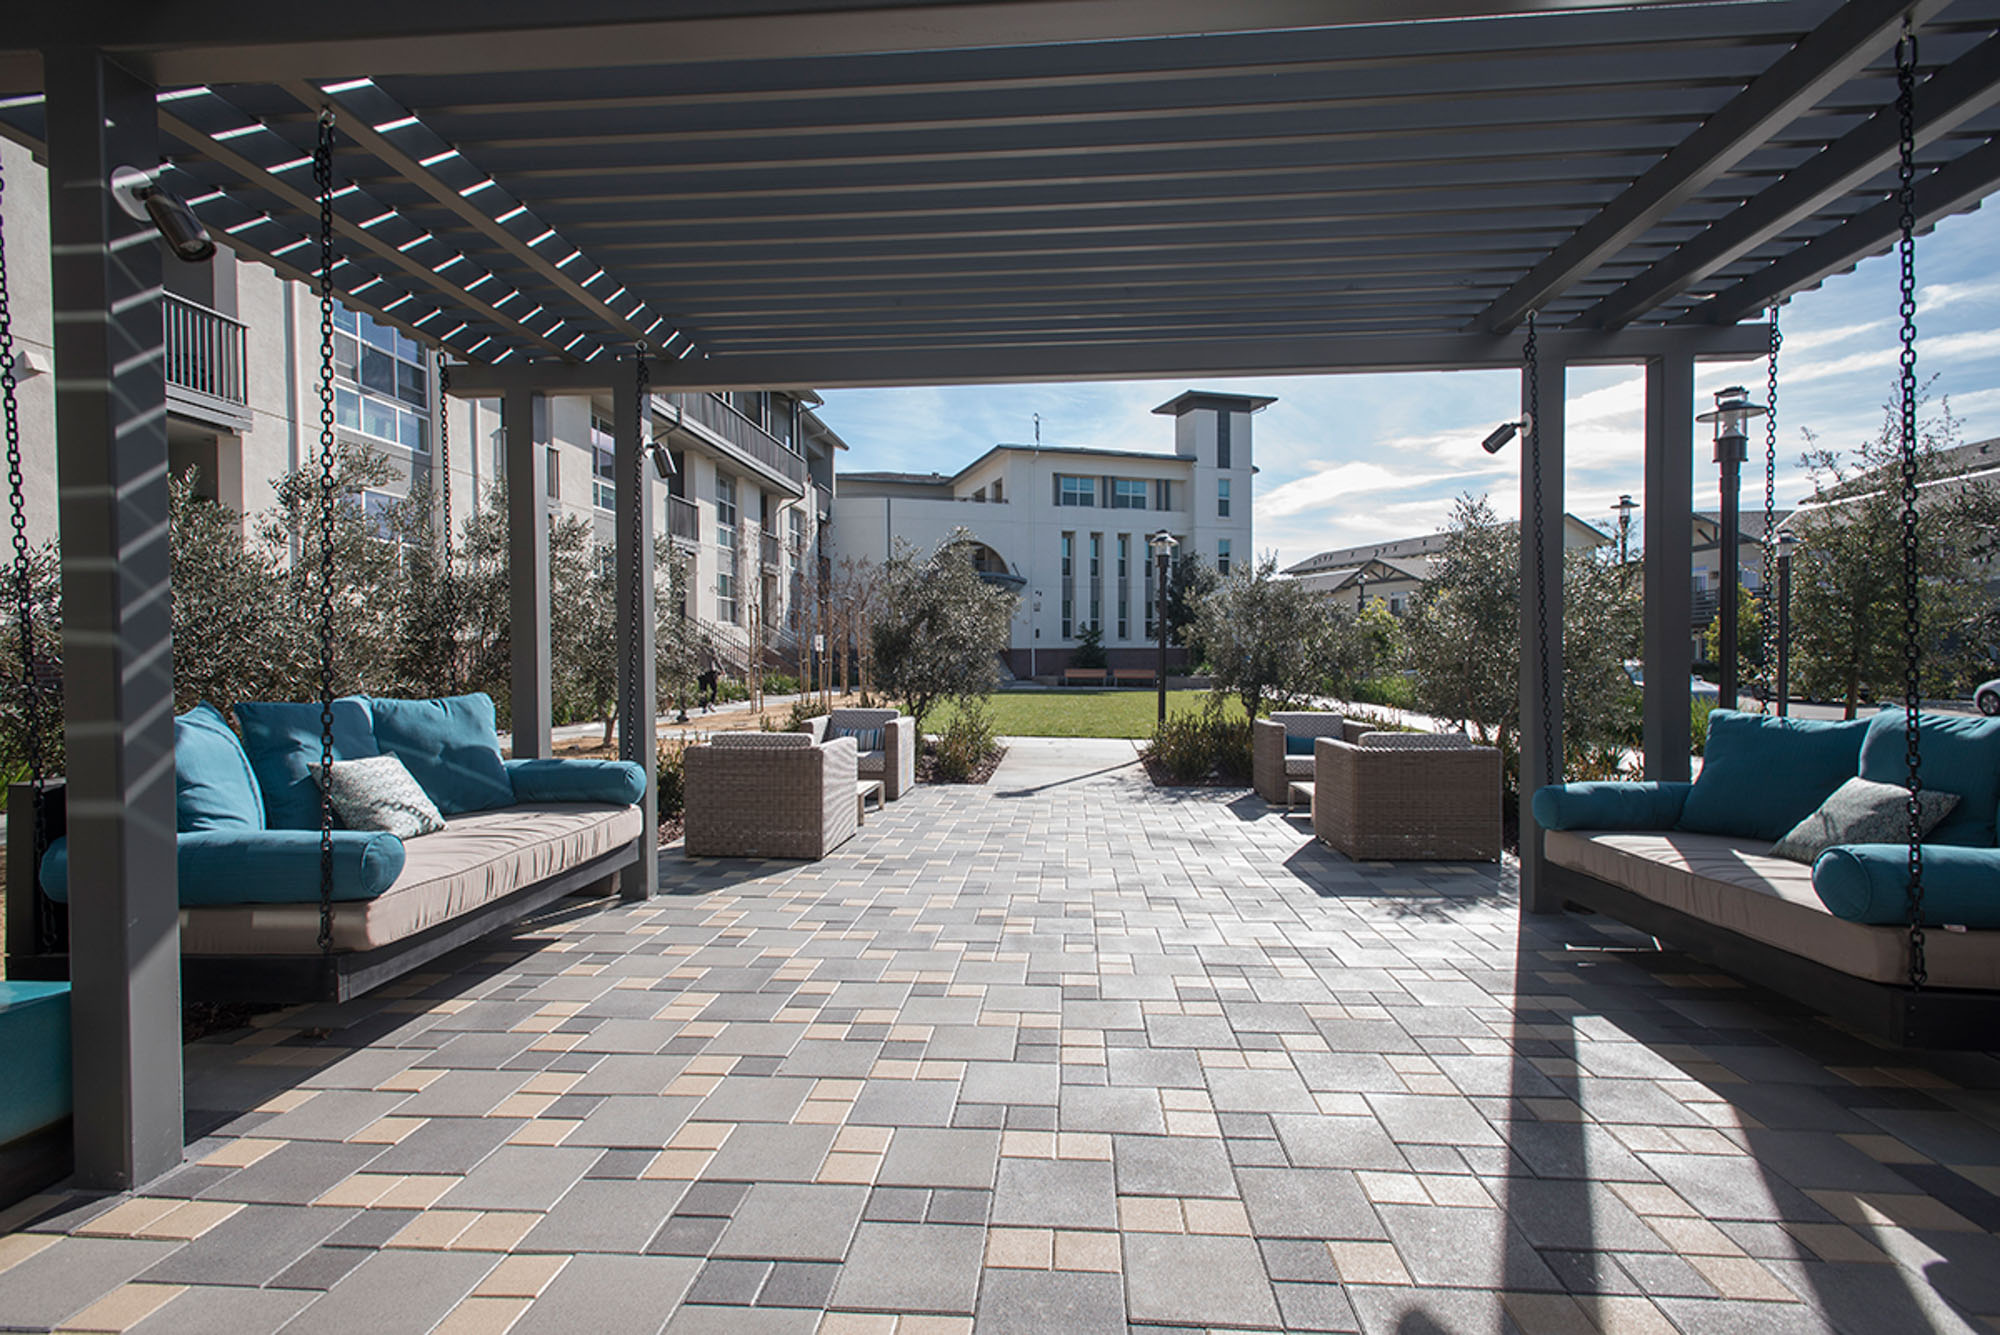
[1144, 694, 1252, 785]
[656, 739, 689, 822]
[1691, 697, 1717, 757]
[1349, 673, 1415, 709]
[932, 697, 999, 782]
[1069, 626, 1108, 670]
[764, 672, 802, 696]
[787, 696, 830, 729]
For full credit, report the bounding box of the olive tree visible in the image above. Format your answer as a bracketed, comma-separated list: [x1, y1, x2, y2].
[1192, 555, 1340, 718]
[870, 530, 1017, 730]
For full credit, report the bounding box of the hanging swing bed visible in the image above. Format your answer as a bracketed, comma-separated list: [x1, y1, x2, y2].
[4, 110, 653, 1005]
[1534, 24, 2000, 1049]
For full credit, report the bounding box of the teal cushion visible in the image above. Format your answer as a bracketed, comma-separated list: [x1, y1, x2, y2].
[831, 724, 884, 753]
[175, 703, 264, 832]
[1858, 710, 2000, 847]
[506, 758, 648, 806]
[1678, 710, 1870, 843]
[1533, 782, 1691, 832]
[235, 697, 379, 830]
[1811, 844, 2000, 925]
[1285, 735, 1314, 757]
[38, 829, 405, 906]
[371, 694, 516, 815]
[0, 981, 71, 1145]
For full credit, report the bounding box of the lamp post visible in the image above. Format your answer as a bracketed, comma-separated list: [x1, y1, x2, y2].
[1150, 530, 1178, 725]
[1775, 529, 1797, 718]
[1355, 566, 1368, 614]
[1696, 386, 1768, 710]
[1614, 493, 1637, 567]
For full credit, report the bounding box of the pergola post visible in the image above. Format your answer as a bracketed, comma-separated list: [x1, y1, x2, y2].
[1519, 354, 1566, 916]
[1643, 353, 1696, 780]
[503, 385, 551, 758]
[45, 46, 184, 1190]
[613, 378, 659, 900]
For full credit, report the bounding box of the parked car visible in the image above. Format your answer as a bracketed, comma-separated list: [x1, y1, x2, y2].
[1623, 661, 1721, 701]
[1978, 677, 2000, 716]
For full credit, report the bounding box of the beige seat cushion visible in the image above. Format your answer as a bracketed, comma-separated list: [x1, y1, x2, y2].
[1283, 755, 1315, 778]
[1547, 829, 2000, 990]
[181, 803, 643, 955]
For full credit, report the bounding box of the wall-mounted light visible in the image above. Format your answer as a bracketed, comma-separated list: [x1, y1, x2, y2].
[1481, 412, 1533, 454]
[647, 442, 674, 482]
[111, 164, 217, 262]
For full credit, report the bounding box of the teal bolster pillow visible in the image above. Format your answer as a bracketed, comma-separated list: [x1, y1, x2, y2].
[1858, 710, 2000, 847]
[37, 829, 405, 906]
[506, 758, 648, 806]
[1811, 844, 2000, 926]
[1678, 711, 1871, 843]
[175, 703, 265, 832]
[1533, 782, 1691, 832]
[235, 697, 379, 830]
[1285, 735, 1315, 757]
[371, 694, 516, 815]
[831, 724, 884, 753]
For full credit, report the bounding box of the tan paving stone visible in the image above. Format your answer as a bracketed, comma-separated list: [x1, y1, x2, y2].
[75, 1198, 182, 1237]
[1327, 1240, 1412, 1286]
[473, 1255, 571, 1297]
[1358, 1172, 1429, 1205]
[54, 1282, 185, 1332]
[134, 1200, 244, 1240]
[1785, 1223, 1892, 1263]
[0, 1232, 58, 1275]
[1643, 1215, 1743, 1256]
[1181, 1198, 1252, 1236]
[642, 1149, 714, 1179]
[253, 1089, 317, 1113]
[985, 1227, 1052, 1268]
[432, 1297, 531, 1335]
[1053, 1230, 1121, 1273]
[1576, 1295, 1682, 1335]
[196, 1136, 285, 1168]
[507, 1119, 580, 1146]
[817, 1153, 882, 1184]
[451, 1212, 541, 1252]
[1501, 1291, 1598, 1335]
[1687, 1254, 1798, 1302]
[1808, 1190, 1981, 1232]
[1117, 1197, 1184, 1233]
[386, 1210, 483, 1249]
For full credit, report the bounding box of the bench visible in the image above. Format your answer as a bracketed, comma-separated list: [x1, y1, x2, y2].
[1113, 668, 1156, 688]
[1063, 667, 1109, 687]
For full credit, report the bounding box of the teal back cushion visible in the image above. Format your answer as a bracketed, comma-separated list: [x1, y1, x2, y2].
[370, 693, 516, 815]
[1678, 710, 1870, 842]
[235, 697, 379, 830]
[1858, 709, 2000, 847]
[831, 724, 884, 753]
[175, 703, 264, 832]
[1285, 735, 1315, 757]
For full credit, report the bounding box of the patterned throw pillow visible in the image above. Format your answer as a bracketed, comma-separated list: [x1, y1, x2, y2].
[310, 755, 448, 839]
[1770, 775, 1959, 864]
[831, 724, 884, 753]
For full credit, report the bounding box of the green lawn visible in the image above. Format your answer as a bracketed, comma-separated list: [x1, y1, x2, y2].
[926, 689, 1245, 738]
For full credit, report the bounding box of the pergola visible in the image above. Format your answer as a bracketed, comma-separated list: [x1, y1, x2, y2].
[4, 0, 1998, 1193]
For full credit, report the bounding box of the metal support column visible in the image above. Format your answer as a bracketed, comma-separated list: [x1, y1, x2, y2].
[46, 46, 183, 1190]
[1519, 356, 1566, 916]
[614, 380, 658, 900]
[1643, 354, 1696, 779]
[504, 385, 551, 758]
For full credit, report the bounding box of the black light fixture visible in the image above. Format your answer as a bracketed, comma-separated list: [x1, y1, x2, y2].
[1696, 385, 1768, 709]
[1481, 412, 1533, 454]
[1614, 493, 1638, 566]
[111, 165, 216, 263]
[647, 442, 674, 482]
[1148, 530, 1178, 726]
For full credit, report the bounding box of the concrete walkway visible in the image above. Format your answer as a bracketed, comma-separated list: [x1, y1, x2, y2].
[986, 737, 1144, 797]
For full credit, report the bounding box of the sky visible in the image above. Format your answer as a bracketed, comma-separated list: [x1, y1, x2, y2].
[813, 204, 2000, 573]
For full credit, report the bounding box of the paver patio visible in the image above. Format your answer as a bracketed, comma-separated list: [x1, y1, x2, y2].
[4, 741, 1999, 1334]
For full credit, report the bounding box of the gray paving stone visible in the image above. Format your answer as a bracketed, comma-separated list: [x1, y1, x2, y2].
[687, 1258, 771, 1305]
[974, 1269, 1126, 1335]
[829, 1222, 984, 1315]
[364, 1115, 517, 1174]
[519, 1178, 688, 1253]
[204, 1142, 385, 1205]
[1270, 1113, 1409, 1170]
[1376, 1203, 1561, 1291]
[1237, 1166, 1385, 1240]
[1122, 1232, 1281, 1327]
[0, 1236, 181, 1329]
[1274, 1280, 1363, 1332]
[990, 1157, 1117, 1229]
[141, 1204, 355, 1287]
[759, 1261, 840, 1309]
[713, 1184, 868, 1262]
[275, 1248, 493, 1335]
[1112, 1134, 1237, 1198]
[128, 1284, 315, 1335]
[1059, 1085, 1166, 1135]
[510, 1254, 701, 1335]
[569, 1094, 702, 1148]
[663, 1306, 819, 1334]
[703, 1124, 838, 1183]
[437, 1145, 601, 1211]
[876, 1127, 1001, 1190]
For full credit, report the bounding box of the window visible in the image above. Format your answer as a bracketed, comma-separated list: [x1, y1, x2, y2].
[545, 445, 560, 500]
[971, 487, 986, 503]
[1111, 478, 1148, 510]
[716, 474, 739, 624]
[1217, 538, 1232, 576]
[1060, 532, 1074, 639]
[1389, 592, 1408, 615]
[332, 304, 429, 452]
[789, 508, 805, 572]
[362, 490, 399, 542]
[1117, 534, 1130, 639]
[1154, 478, 1173, 511]
[1057, 475, 1095, 507]
[1217, 478, 1231, 518]
[991, 478, 1003, 503]
[1216, 412, 1232, 469]
[1089, 534, 1102, 631]
[590, 412, 617, 511]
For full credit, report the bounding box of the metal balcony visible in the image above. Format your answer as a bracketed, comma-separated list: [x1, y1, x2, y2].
[667, 493, 700, 546]
[164, 294, 253, 431]
[661, 391, 807, 493]
[760, 530, 782, 570]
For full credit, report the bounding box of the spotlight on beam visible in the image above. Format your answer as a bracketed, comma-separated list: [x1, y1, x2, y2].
[1481, 412, 1533, 454]
[111, 164, 217, 262]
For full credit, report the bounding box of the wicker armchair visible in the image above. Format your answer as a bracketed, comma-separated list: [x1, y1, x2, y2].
[684, 732, 858, 859]
[1312, 731, 1501, 861]
[1252, 712, 1354, 804]
[799, 707, 917, 799]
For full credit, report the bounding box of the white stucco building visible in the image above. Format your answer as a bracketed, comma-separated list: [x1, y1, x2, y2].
[830, 391, 1269, 677]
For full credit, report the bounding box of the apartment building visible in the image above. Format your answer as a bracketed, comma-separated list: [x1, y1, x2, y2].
[830, 391, 1269, 677]
[0, 136, 835, 667]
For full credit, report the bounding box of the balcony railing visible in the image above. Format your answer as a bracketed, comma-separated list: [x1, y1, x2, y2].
[667, 493, 700, 545]
[164, 294, 250, 425]
[760, 530, 782, 569]
[664, 392, 807, 491]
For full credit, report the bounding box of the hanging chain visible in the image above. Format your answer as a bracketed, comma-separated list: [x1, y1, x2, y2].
[314, 109, 339, 961]
[1895, 23, 1926, 989]
[1526, 312, 1555, 787]
[1761, 305, 1781, 709]
[0, 155, 55, 954]
[630, 344, 649, 755]
[437, 360, 457, 690]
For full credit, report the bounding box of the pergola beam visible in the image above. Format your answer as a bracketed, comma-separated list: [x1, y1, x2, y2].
[1470, 0, 1946, 333]
[6, 0, 1785, 86]
[1584, 31, 2000, 329]
[1686, 135, 2000, 325]
[443, 323, 1771, 394]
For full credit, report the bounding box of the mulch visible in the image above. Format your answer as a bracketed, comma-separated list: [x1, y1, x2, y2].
[917, 743, 1007, 785]
[1139, 754, 1250, 788]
